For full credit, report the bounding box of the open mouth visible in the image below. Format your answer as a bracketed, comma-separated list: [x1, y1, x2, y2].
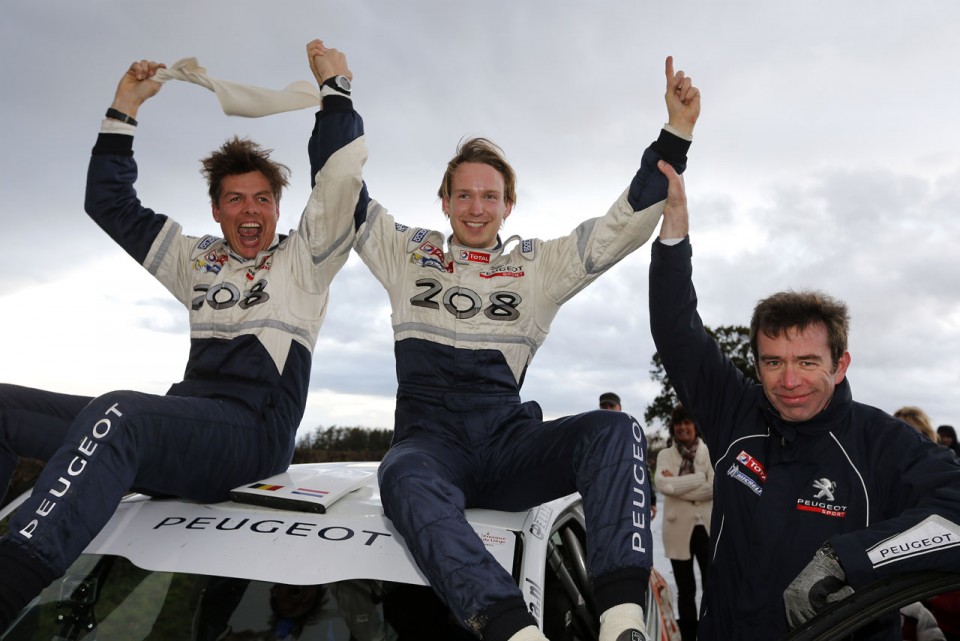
[237, 222, 263, 246]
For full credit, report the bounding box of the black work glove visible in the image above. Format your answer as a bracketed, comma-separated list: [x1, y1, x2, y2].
[783, 543, 855, 628]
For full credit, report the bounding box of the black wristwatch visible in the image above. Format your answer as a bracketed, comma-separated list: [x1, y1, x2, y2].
[322, 75, 352, 95]
[105, 107, 138, 127]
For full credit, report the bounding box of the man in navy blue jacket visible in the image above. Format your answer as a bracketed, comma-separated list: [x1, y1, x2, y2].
[649, 161, 960, 639]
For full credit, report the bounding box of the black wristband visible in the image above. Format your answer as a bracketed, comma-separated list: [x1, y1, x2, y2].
[105, 107, 138, 127]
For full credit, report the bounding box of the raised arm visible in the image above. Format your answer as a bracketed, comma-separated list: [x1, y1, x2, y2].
[110, 59, 167, 122]
[86, 60, 175, 267]
[532, 56, 700, 309]
[655, 57, 695, 240]
[647, 107, 755, 456]
[656, 159, 688, 240]
[295, 39, 369, 291]
[624, 56, 699, 216]
[307, 39, 352, 87]
[306, 40, 364, 187]
[664, 55, 700, 139]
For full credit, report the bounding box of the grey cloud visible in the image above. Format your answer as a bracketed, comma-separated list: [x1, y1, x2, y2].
[4, 0, 960, 431]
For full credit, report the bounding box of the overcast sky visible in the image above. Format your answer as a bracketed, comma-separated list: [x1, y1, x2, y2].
[2, 1, 958, 440]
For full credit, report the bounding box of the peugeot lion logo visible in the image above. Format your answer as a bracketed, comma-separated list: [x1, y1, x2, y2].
[812, 478, 837, 502]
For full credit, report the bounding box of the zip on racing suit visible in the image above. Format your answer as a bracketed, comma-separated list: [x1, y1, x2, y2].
[649, 237, 960, 640]
[0, 110, 363, 624]
[310, 94, 690, 640]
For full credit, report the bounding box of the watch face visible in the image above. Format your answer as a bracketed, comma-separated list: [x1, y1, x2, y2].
[335, 76, 352, 92]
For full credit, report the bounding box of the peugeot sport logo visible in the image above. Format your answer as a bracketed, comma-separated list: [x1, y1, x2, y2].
[797, 477, 847, 518]
[812, 478, 837, 501]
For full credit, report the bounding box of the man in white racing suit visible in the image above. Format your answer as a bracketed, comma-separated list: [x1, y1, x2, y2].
[307, 42, 701, 641]
[0, 50, 361, 630]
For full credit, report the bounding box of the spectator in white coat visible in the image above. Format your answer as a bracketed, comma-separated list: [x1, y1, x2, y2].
[655, 405, 713, 641]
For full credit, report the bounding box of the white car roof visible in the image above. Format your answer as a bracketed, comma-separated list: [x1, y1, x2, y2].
[40, 462, 579, 586]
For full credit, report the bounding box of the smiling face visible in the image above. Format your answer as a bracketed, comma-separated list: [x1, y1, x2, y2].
[212, 171, 280, 259]
[755, 322, 851, 423]
[672, 419, 697, 448]
[442, 162, 513, 249]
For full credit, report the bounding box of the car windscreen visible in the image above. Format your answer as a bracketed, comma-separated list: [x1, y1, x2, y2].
[1, 553, 476, 641]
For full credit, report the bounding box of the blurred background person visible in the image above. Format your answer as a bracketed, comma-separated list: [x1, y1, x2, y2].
[937, 425, 960, 460]
[894, 406, 938, 443]
[598, 392, 622, 411]
[654, 405, 712, 641]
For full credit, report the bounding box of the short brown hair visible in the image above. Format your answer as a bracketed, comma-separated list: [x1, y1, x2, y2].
[437, 137, 517, 207]
[750, 290, 849, 368]
[201, 137, 290, 205]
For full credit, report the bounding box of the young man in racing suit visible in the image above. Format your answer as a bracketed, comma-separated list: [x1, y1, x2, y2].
[649, 161, 960, 639]
[0, 53, 362, 629]
[307, 41, 700, 641]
